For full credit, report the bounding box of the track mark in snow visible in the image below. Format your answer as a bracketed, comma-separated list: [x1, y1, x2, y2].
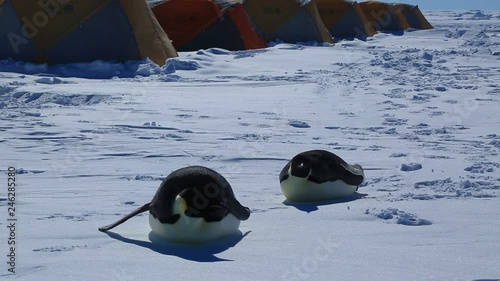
[114, 124, 178, 131]
[288, 120, 310, 128]
[122, 175, 163, 181]
[222, 157, 289, 162]
[25, 131, 59, 136]
[33, 245, 88, 253]
[365, 208, 432, 226]
[219, 133, 269, 141]
[251, 206, 288, 213]
[0, 265, 46, 278]
[17, 136, 90, 141]
[37, 213, 95, 221]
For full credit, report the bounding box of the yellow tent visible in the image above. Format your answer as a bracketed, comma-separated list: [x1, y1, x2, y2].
[244, 0, 334, 44]
[0, 0, 177, 65]
[395, 3, 433, 30]
[359, 1, 410, 32]
[316, 0, 376, 39]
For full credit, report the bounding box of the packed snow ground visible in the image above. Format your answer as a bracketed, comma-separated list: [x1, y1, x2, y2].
[1, 10, 500, 281]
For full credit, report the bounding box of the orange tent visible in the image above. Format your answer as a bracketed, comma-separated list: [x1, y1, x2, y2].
[152, 0, 267, 51]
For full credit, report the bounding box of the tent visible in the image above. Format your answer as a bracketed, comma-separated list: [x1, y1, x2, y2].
[151, 0, 267, 52]
[395, 3, 433, 30]
[243, 0, 334, 44]
[316, 0, 376, 40]
[358, 1, 410, 32]
[0, 0, 177, 65]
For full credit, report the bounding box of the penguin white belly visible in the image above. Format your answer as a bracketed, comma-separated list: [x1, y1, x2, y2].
[149, 196, 241, 244]
[281, 175, 357, 202]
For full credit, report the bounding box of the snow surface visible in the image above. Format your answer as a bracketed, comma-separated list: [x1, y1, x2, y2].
[1, 10, 500, 281]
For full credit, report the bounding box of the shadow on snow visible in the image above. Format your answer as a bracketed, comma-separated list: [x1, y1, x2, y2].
[103, 230, 251, 262]
[282, 192, 368, 213]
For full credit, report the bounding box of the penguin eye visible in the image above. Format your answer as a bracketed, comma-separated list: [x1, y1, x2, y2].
[299, 162, 304, 167]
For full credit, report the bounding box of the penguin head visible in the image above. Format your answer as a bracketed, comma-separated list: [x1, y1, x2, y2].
[279, 154, 312, 183]
[290, 154, 313, 179]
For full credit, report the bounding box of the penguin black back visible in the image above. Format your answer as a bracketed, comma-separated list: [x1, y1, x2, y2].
[279, 150, 364, 186]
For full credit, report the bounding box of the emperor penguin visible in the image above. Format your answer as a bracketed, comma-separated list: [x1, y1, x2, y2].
[99, 166, 251, 244]
[279, 150, 364, 202]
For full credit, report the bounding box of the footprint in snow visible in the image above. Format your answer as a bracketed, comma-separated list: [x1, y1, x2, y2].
[33, 245, 87, 253]
[382, 117, 407, 126]
[365, 207, 432, 226]
[464, 163, 497, 173]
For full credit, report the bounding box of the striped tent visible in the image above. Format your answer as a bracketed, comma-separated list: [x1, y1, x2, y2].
[0, 0, 177, 65]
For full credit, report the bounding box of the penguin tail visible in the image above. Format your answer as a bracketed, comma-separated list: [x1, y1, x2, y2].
[98, 203, 151, 232]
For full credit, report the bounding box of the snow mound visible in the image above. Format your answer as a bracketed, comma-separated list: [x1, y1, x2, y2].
[1, 91, 110, 108]
[401, 163, 423, 172]
[0, 58, 193, 79]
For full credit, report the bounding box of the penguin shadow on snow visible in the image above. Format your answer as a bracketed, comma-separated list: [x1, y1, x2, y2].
[103, 230, 251, 262]
[283, 192, 368, 213]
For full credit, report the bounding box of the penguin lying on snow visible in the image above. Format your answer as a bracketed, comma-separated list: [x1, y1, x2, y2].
[279, 150, 364, 202]
[99, 166, 250, 244]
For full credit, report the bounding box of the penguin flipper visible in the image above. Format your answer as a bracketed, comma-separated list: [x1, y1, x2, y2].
[337, 162, 364, 186]
[98, 203, 151, 232]
[279, 162, 291, 182]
